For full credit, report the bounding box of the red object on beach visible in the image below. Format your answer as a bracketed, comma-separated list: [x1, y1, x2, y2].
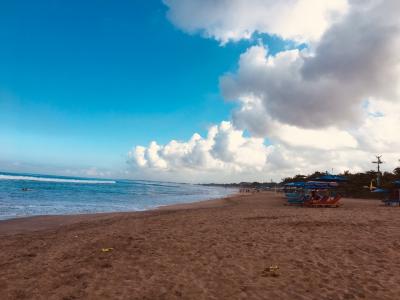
[305, 194, 342, 208]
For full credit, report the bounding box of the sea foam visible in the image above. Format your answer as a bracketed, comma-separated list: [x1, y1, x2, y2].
[0, 172, 235, 220]
[0, 174, 116, 184]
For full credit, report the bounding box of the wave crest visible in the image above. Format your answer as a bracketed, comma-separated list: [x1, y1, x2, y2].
[0, 174, 116, 184]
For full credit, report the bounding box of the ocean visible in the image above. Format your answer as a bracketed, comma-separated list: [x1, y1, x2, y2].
[0, 172, 235, 220]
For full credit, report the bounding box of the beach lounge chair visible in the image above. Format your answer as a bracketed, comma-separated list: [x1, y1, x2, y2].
[323, 194, 342, 207]
[305, 194, 342, 208]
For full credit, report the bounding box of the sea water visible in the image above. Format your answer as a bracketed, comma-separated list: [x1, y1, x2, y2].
[0, 172, 235, 220]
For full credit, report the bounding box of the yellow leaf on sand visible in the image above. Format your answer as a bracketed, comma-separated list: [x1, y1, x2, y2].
[101, 248, 114, 252]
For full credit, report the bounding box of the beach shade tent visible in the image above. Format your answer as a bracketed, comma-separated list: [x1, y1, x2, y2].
[284, 182, 306, 187]
[302, 181, 343, 208]
[314, 174, 348, 182]
[284, 182, 306, 205]
[284, 180, 344, 207]
[284, 182, 306, 195]
[284, 181, 340, 206]
[304, 181, 339, 189]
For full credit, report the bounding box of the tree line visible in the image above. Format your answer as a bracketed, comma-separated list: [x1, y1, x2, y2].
[281, 168, 400, 199]
[204, 167, 400, 198]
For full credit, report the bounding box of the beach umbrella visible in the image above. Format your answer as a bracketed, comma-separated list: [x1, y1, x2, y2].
[372, 188, 389, 193]
[305, 181, 338, 189]
[315, 174, 348, 182]
[285, 182, 305, 187]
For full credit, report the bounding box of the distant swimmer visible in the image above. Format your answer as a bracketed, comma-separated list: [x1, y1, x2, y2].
[21, 188, 29, 191]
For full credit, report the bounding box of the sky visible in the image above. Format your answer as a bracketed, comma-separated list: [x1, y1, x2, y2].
[1, 0, 400, 182]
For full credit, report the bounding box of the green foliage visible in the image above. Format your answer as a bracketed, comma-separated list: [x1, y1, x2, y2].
[203, 167, 400, 198]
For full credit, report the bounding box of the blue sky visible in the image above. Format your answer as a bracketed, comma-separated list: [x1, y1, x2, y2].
[2, 0, 399, 182]
[0, 0, 292, 176]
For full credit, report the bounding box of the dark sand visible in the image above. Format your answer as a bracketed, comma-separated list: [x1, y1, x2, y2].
[1, 192, 400, 300]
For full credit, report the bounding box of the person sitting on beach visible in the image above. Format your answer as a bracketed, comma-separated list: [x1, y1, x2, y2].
[311, 190, 317, 200]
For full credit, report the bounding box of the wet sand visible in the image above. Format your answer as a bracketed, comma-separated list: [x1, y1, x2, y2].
[1, 192, 400, 299]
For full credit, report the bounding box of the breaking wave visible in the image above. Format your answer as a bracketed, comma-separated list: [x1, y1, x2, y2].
[0, 174, 116, 184]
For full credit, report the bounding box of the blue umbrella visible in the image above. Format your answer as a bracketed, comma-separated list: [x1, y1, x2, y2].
[372, 188, 389, 193]
[285, 182, 305, 187]
[315, 174, 348, 182]
[305, 181, 339, 189]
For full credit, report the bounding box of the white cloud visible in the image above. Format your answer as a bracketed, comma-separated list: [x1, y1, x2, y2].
[64, 167, 114, 178]
[128, 121, 272, 182]
[128, 0, 400, 182]
[264, 102, 400, 179]
[271, 124, 358, 151]
[354, 99, 400, 153]
[163, 0, 348, 44]
[222, 25, 400, 131]
[128, 108, 400, 182]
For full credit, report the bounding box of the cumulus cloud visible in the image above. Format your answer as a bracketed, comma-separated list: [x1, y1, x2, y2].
[128, 122, 272, 182]
[64, 167, 115, 178]
[222, 19, 400, 130]
[220, 0, 400, 139]
[128, 102, 400, 182]
[264, 99, 400, 178]
[128, 0, 400, 182]
[163, 0, 348, 44]
[354, 99, 400, 153]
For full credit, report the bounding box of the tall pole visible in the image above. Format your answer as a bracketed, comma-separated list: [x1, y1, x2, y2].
[372, 155, 384, 187]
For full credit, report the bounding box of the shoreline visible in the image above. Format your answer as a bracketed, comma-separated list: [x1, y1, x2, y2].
[0, 192, 240, 235]
[1, 192, 399, 299]
[0, 193, 383, 236]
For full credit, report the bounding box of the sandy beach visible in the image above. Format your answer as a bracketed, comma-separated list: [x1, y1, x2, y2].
[1, 192, 400, 300]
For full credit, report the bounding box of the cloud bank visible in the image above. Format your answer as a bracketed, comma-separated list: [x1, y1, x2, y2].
[129, 0, 400, 182]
